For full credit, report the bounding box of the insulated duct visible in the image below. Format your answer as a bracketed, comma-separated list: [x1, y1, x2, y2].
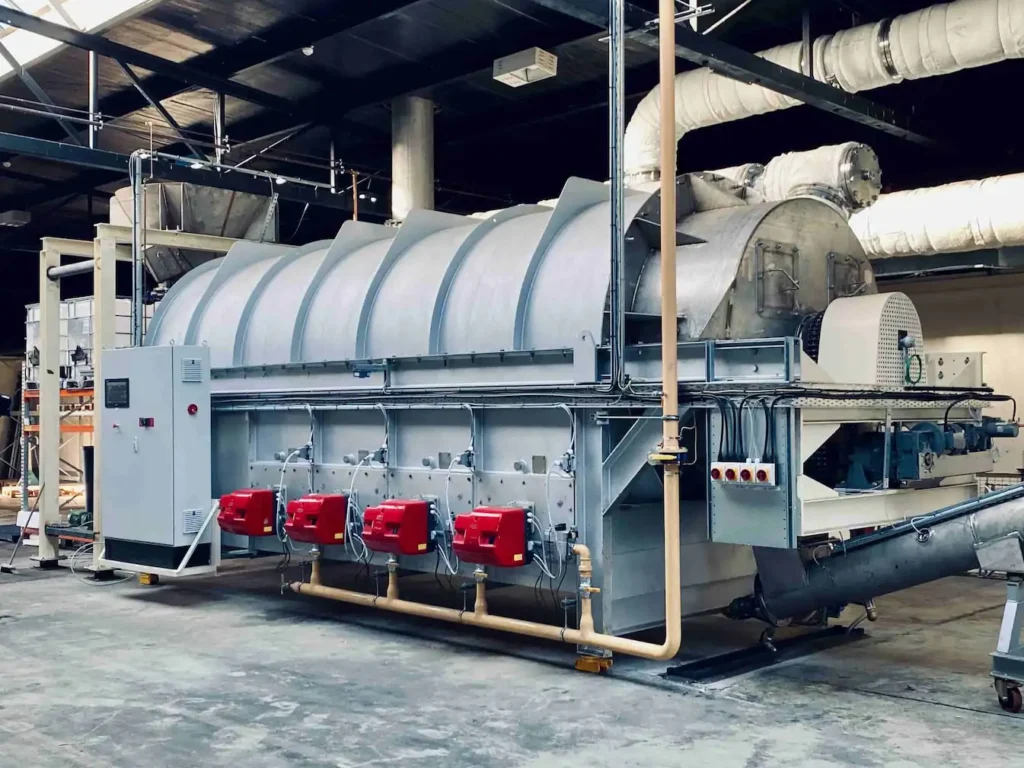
[624, 0, 1024, 179]
[849, 171, 1024, 258]
[729, 486, 1024, 621]
[708, 142, 882, 211]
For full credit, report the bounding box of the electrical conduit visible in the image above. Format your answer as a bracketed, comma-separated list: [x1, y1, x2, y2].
[291, 0, 684, 661]
[624, 0, 1024, 179]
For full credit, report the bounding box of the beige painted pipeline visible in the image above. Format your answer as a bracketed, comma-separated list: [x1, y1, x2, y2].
[292, 0, 683, 662]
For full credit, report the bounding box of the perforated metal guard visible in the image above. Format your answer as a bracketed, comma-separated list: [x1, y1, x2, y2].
[877, 294, 923, 387]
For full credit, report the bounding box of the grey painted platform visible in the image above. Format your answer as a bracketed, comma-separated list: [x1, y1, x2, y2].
[0, 543, 1020, 767]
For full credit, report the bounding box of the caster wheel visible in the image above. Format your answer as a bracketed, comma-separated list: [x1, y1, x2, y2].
[996, 684, 1022, 714]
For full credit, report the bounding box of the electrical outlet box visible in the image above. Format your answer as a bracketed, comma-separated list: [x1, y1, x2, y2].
[712, 462, 777, 485]
[710, 462, 742, 482]
[753, 462, 777, 486]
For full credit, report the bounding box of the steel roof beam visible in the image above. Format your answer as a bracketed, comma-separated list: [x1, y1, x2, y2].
[0, 5, 297, 114]
[116, 61, 206, 161]
[0, 37, 83, 144]
[0, 2, 424, 128]
[527, 0, 942, 149]
[0, 132, 352, 210]
[218, 17, 596, 148]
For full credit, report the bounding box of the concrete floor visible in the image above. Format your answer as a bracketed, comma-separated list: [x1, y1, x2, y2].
[0, 543, 1020, 767]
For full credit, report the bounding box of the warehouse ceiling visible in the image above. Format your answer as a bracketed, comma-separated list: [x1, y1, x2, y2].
[0, 0, 1022, 350]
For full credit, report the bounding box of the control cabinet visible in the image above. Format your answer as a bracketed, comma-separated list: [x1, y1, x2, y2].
[100, 345, 212, 569]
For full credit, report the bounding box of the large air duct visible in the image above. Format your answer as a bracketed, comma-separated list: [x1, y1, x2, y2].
[728, 486, 1024, 621]
[625, 0, 1024, 180]
[849, 171, 1024, 258]
[708, 142, 882, 212]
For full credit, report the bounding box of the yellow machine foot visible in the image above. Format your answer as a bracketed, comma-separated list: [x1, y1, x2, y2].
[138, 573, 160, 586]
[575, 656, 613, 674]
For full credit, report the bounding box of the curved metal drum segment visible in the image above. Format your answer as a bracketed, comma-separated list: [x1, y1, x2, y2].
[633, 197, 875, 341]
[146, 257, 222, 346]
[635, 203, 775, 340]
[353, 209, 468, 359]
[437, 206, 553, 356]
[512, 177, 609, 350]
[364, 219, 482, 359]
[521, 188, 654, 351]
[232, 240, 334, 367]
[291, 221, 396, 364]
[428, 204, 552, 355]
[147, 176, 874, 371]
[182, 242, 295, 367]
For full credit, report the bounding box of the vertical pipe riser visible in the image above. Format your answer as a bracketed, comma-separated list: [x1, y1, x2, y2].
[88, 51, 98, 149]
[609, 0, 625, 386]
[131, 153, 145, 346]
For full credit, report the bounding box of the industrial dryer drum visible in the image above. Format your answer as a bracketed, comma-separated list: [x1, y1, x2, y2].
[100, 172, 1017, 656]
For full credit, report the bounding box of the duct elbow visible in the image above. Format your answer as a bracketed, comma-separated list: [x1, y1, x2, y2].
[623, 91, 664, 181]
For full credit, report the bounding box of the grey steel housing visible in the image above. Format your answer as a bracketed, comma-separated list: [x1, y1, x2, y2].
[146, 174, 874, 636]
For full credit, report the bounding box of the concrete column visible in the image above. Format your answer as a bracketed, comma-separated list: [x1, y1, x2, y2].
[36, 246, 62, 565]
[391, 95, 434, 221]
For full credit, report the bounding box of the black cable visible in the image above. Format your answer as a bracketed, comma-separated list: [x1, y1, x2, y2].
[433, 549, 445, 591]
[534, 568, 545, 608]
[709, 396, 729, 461]
[758, 398, 772, 462]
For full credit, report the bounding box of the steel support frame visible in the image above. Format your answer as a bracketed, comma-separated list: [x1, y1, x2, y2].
[34, 227, 240, 570]
[117, 61, 204, 160]
[0, 37, 82, 144]
[527, 0, 940, 148]
[0, 5, 293, 114]
[0, 131, 351, 210]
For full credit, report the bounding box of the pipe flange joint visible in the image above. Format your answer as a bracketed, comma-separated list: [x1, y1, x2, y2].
[877, 18, 900, 81]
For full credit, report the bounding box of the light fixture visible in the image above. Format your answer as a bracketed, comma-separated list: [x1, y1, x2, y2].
[190, 161, 204, 170]
[370, 196, 377, 203]
[275, 176, 287, 185]
[1, 161, 10, 168]
[359, 192, 366, 199]
[0, 210, 30, 228]
[493, 47, 558, 88]
[301, 45, 315, 56]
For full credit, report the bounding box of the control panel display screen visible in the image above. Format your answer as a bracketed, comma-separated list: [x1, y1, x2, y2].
[104, 378, 130, 409]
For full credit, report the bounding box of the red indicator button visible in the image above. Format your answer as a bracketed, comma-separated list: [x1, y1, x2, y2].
[756, 469, 768, 482]
[710, 467, 722, 480]
[740, 468, 752, 482]
[187, 403, 199, 415]
[724, 468, 737, 481]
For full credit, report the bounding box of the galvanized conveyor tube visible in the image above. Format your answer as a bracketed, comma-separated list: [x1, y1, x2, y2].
[291, 0, 683, 662]
[751, 486, 1024, 621]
